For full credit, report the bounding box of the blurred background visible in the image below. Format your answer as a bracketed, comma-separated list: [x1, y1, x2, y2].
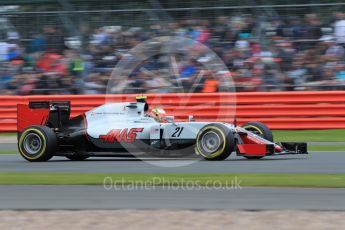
[0, 0, 345, 95]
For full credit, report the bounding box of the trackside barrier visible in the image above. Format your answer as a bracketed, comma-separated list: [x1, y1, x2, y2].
[1, 91, 345, 131]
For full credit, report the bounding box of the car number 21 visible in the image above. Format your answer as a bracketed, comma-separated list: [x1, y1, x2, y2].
[172, 127, 184, 137]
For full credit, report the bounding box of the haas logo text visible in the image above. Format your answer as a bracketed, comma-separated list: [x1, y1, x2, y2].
[99, 128, 144, 143]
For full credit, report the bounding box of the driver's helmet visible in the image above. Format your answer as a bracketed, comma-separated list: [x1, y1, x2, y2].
[151, 108, 166, 121]
[151, 108, 165, 116]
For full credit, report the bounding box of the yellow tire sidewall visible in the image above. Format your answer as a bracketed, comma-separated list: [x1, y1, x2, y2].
[196, 126, 227, 159]
[19, 128, 47, 160]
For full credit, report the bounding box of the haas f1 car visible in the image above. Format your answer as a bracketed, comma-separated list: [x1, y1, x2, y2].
[17, 96, 308, 162]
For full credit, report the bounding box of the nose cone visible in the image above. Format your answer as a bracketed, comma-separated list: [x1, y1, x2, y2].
[275, 144, 283, 152]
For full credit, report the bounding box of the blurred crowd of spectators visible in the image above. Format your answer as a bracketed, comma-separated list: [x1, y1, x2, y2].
[1, 11, 345, 95]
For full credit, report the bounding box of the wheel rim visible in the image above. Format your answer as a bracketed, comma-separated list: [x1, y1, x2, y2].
[23, 133, 42, 155]
[200, 131, 222, 154]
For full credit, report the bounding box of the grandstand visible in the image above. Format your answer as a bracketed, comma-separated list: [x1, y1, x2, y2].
[0, 0, 345, 94]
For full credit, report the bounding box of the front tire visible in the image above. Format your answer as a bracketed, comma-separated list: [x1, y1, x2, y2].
[18, 125, 57, 162]
[241, 121, 273, 159]
[196, 124, 235, 161]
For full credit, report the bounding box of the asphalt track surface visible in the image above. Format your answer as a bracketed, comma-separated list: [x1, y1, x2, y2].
[0, 185, 344, 210]
[0, 143, 16, 150]
[0, 151, 344, 173]
[1, 144, 344, 210]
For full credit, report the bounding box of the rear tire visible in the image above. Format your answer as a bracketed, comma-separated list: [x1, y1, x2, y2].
[241, 121, 273, 159]
[18, 125, 57, 162]
[196, 123, 235, 161]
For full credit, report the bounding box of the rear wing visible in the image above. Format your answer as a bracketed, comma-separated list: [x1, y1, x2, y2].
[17, 101, 71, 133]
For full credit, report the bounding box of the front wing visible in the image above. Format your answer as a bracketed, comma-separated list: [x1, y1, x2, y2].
[236, 142, 308, 157]
[235, 127, 308, 157]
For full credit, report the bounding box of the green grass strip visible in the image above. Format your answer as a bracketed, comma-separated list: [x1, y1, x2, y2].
[273, 129, 345, 142]
[1, 130, 344, 154]
[0, 133, 16, 137]
[0, 150, 18, 154]
[2, 144, 345, 155]
[0, 172, 344, 188]
[0, 130, 345, 140]
[1, 130, 345, 140]
[0, 145, 343, 155]
[308, 146, 345, 151]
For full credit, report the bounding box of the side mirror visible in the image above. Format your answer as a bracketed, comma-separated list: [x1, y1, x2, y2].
[188, 115, 195, 122]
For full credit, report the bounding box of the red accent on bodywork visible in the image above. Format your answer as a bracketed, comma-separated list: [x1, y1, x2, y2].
[238, 132, 268, 145]
[17, 104, 49, 132]
[127, 128, 144, 142]
[99, 128, 144, 143]
[274, 144, 283, 152]
[82, 113, 90, 141]
[237, 144, 267, 156]
[238, 129, 283, 152]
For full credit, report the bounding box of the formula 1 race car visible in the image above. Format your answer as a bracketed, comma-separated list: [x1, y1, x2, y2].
[17, 96, 308, 162]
